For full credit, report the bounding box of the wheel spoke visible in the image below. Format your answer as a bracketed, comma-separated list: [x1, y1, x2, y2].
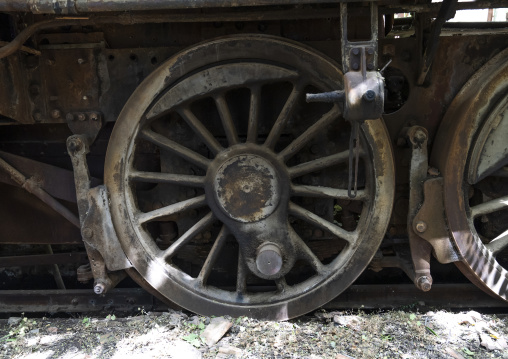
[137, 195, 207, 224]
[486, 229, 508, 256]
[289, 202, 356, 244]
[215, 95, 239, 146]
[236, 251, 247, 295]
[291, 184, 366, 201]
[161, 212, 216, 261]
[288, 149, 354, 179]
[264, 83, 304, 149]
[246, 86, 261, 143]
[278, 105, 340, 162]
[197, 225, 229, 285]
[129, 171, 205, 187]
[140, 129, 211, 170]
[289, 226, 325, 273]
[178, 108, 224, 155]
[492, 167, 508, 178]
[470, 195, 508, 218]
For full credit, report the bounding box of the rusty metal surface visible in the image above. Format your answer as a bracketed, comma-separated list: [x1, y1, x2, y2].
[104, 34, 395, 319]
[0, 0, 380, 14]
[0, 288, 154, 313]
[412, 177, 460, 264]
[0, 150, 100, 203]
[0, 184, 82, 244]
[0, 153, 80, 227]
[67, 135, 130, 294]
[81, 186, 132, 271]
[406, 126, 433, 291]
[0, 284, 506, 314]
[431, 47, 508, 302]
[1, 252, 87, 267]
[0, 1, 507, 318]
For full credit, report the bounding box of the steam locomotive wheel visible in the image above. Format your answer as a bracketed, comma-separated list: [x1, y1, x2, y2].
[433, 49, 508, 301]
[105, 35, 394, 319]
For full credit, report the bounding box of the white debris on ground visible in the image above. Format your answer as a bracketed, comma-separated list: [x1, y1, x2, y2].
[1, 309, 507, 359]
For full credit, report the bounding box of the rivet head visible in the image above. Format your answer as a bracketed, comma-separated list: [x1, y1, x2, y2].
[33, 112, 42, 122]
[415, 221, 427, 233]
[50, 109, 61, 119]
[77, 113, 86, 121]
[82, 228, 93, 239]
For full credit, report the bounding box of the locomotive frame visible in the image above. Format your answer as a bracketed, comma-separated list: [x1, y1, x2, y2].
[0, 0, 507, 319]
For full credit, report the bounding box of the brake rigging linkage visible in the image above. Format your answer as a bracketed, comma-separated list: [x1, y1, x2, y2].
[306, 2, 384, 198]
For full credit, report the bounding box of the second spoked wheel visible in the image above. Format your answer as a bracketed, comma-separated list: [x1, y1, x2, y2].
[433, 48, 508, 302]
[105, 35, 394, 319]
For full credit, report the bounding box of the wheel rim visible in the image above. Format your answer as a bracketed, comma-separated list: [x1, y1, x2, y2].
[105, 35, 394, 319]
[433, 49, 508, 301]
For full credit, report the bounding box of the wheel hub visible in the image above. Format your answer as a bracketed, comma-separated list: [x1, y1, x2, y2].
[213, 154, 280, 223]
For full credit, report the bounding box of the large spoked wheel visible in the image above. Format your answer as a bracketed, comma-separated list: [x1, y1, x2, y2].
[432, 48, 508, 301]
[105, 35, 394, 319]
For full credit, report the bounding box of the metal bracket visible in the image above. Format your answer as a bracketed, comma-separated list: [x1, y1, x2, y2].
[406, 126, 461, 292]
[66, 111, 103, 144]
[407, 126, 434, 292]
[413, 177, 461, 264]
[306, 2, 384, 198]
[67, 135, 131, 294]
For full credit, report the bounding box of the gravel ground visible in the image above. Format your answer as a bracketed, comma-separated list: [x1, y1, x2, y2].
[1, 308, 508, 359]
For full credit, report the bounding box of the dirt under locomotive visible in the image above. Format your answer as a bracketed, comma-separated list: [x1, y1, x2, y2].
[0, 0, 507, 320]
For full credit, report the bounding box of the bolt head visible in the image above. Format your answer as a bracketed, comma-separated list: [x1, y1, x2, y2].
[66, 113, 74, 121]
[94, 283, 105, 295]
[362, 90, 376, 102]
[352, 48, 360, 56]
[68, 138, 82, 152]
[415, 221, 427, 233]
[351, 62, 359, 70]
[417, 276, 432, 292]
[77, 113, 86, 121]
